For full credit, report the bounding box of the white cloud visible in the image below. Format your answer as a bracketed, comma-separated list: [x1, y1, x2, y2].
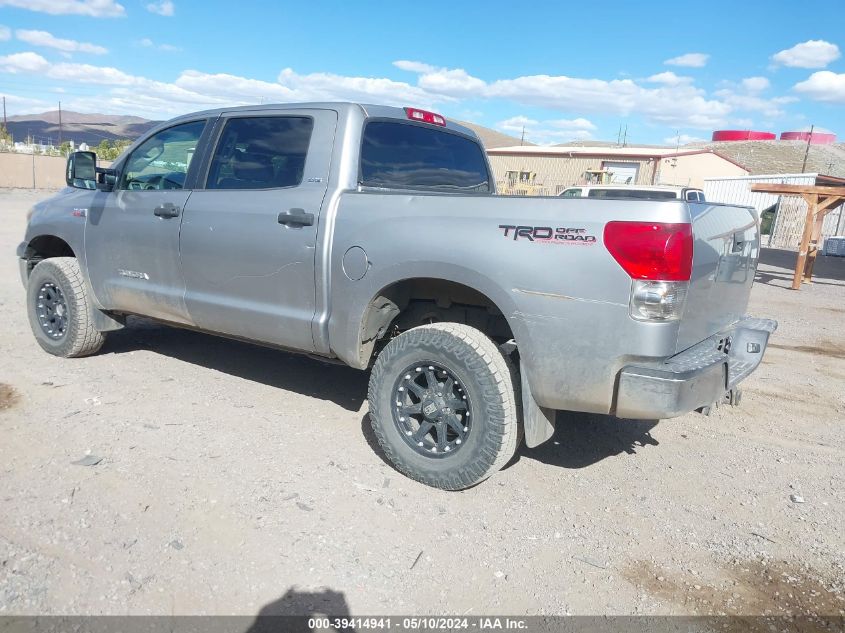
[497, 115, 596, 145]
[146, 0, 174, 16]
[139, 37, 181, 52]
[772, 40, 840, 69]
[394, 60, 485, 97]
[712, 87, 793, 118]
[484, 74, 730, 128]
[647, 71, 692, 86]
[0, 54, 802, 131]
[176, 70, 294, 103]
[0, 0, 125, 17]
[277, 67, 439, 106]
[16, 29, 107, 54]
[664, 53, 710, 68]
[664, 133, 706, 145]
[741, 76, 770, 92]
[793, 71, 845, 103]
[0, 25, 10, 41]
[393, 60, 437, 74]
[0, 51, 51, 74]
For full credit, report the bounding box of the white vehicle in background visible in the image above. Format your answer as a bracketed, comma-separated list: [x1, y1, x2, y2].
[560, 185, 706, 202]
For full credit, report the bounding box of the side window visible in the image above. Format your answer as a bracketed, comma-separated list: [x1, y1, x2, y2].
[119, 120, 205, 191]
[206, 116, 314, 190]
[560, 188, 582, 198]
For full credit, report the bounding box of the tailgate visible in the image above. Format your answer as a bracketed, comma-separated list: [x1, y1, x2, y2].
[676, 203, 759, 353]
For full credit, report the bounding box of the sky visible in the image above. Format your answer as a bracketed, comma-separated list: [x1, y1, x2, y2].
[0, 0, 844, 146]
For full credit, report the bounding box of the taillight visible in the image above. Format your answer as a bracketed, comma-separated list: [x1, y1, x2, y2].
[405, 107, 446, 126]
[603, 222, 693, 281]
[604, 221, 693, 322]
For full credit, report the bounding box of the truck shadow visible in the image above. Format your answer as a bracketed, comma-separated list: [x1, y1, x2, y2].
[102, 317, 368, 412]
[361, 411, 659, 472]
[244, 586, 355, 632]
[104, 318, 659, 470]
[517, 411, 659, 469]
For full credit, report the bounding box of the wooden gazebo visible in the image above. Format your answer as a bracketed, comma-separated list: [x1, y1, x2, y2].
[751, 182, 845, 289]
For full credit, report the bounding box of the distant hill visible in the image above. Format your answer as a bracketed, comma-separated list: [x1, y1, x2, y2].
[5, 110, 160, 146]
[453, 119, 533, 149]
[4, 110, 527, 151]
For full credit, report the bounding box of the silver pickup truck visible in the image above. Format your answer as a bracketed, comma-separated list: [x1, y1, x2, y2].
[17, 102, 776, 490]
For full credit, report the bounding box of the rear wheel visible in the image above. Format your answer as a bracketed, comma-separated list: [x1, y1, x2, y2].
[368, 323, 519, 490]
[26, 257, 106, 358]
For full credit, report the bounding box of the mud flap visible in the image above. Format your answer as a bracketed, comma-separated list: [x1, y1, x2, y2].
[521, 370, 556, 448]
[89, 297, 125, 332]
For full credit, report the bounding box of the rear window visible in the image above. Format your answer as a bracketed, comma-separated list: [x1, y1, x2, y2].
[587, 189, 678, 200]
[360, 121, 491, 192]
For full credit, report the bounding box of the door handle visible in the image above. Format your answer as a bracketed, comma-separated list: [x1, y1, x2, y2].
[277, 208, 314, 227]
[153, 203, 180, 218]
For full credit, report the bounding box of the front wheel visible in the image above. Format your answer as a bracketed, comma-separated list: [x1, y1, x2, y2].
[368, 323, 519, 490]
[26, 257, 106, 358]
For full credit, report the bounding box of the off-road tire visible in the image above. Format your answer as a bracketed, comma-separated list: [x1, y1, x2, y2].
[26, 257, 106, 358]
[368, 323, 520, 490]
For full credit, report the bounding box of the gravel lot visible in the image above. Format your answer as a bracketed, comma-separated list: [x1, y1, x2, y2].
[1, 188, 843, 617]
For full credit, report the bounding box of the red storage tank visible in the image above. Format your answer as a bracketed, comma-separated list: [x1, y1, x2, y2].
[712, 130, 777, 141]
[780, 128, 836, 144]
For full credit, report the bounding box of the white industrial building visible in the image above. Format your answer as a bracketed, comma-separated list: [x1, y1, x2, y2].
[704, 173, 845, 250]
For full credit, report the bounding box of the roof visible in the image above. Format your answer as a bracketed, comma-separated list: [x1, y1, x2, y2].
[781, 126, 834, 134]
[150, 101, 480, 142]
[566, 184, 698, 191]
[488, 145, 686, 156]
[486, 145, 749, 170]
[704, 172, 845, 186]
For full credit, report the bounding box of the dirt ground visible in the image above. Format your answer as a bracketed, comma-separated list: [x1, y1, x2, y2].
[1, 188, 843, 618]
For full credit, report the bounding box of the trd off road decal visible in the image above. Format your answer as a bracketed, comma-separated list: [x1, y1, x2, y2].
[498, 225, 597, 244]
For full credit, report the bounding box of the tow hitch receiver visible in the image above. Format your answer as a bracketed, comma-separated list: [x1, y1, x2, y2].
[724, 388, 742, 407]
[696, 388, 743, 416]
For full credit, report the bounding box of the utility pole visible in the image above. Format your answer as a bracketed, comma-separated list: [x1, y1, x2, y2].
[800, 124, 814, 173]
[2, 95, 6, 128]
[58, 101, 63, 146]
[520, 126, 525, 146]
[622, 124, 627, 147]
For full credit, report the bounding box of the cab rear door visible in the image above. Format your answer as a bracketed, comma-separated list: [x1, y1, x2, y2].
[179, 109, 337, 351]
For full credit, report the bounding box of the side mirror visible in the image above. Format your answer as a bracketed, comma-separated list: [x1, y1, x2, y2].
[66, 151, 97, 189]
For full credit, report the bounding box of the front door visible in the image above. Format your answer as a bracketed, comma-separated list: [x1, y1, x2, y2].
[85, 119, 208, 323]
[179, 110, 336, 351]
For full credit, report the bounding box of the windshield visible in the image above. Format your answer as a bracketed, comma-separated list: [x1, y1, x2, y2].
[360, 121, 491, 192]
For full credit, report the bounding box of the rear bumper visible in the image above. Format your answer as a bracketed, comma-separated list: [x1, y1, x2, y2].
[614, 316, 777, 419]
